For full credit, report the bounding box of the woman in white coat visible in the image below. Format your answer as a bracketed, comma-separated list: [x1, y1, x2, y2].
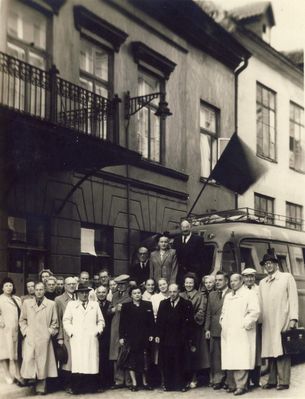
[0, 278, 23, 385]
[63, 283, 105, 394]
[220, 274, 260, 395]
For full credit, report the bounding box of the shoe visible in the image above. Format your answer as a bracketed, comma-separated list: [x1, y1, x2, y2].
[130, 386, 138, 392]
[213, 383, 223, 390]
[189, 381, 197, 389]
[110, 384, 125, 389]
[208, 382, 214, 387]
[223, 383, 229, 390]
[4, 377, 14, 384]
[65, 387, 74, 394]
[277, 385, 289, 390]
[143, 385, 153, 390]
[262, 383, 277, 389]
[226, 388, 236, 393]
[180, 386, 188, 392]
[234, 388, 247, 396]
[16, 380, 26, 387]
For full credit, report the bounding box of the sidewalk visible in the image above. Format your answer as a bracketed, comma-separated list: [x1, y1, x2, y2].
[1, 362, 305, 399]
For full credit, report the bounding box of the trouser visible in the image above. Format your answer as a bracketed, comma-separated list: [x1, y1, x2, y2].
[35, 379, 46, 394]
[162, 345, 186, 390]
[71, 373, 98, 394]
[267, 355, 291, 386]
[210, 337, 234, 386]
[249, 366, 261, 386]
[59, 369, 72, 390]
[229, 370, 249, 390]
[113, 360, 131, 386]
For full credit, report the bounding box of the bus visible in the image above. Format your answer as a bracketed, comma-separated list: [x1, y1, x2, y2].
[171, 208, 305, 327]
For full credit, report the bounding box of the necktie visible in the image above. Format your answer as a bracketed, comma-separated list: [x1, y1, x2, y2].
[248, 286, 252, 290]
[82, 302, 86, 309]
[141, 262, 144, 269]
[183, 236, 186, 244]
[36, 299, 42, 307]
[218, 291, 222, 300]
[171, 300, 175, 308]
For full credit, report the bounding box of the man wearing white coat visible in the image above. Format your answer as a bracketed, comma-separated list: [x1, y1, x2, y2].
[259, 253, 298, 391]
[220, 274, 260, 396]
[63, 283, 105, 394]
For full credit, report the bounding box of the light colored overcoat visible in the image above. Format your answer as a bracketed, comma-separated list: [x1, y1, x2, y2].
[259, 271, 298, 358]
[0, 294, 21, 360]
[63, 300, 104, 374]
[55, 292, 73, 371]
[19, 297, 58, 379]
[220, 285, 260, 370]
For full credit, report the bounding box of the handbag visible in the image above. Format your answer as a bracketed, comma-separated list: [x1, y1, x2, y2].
[281, 329, 305, 355]
[117, 342, 131, 369]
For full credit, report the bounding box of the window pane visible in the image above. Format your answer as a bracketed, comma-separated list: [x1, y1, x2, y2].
[289, 246, 305, 276]
[29, 52, 45, 70]
[138, 72, 160, 106]
[200, 133, 211, 177]
[262, 88, 269, 106]
[150, 113, 160, 162]
[95, 84, 108, 98]
[79, 77, 93, 92]
[200, 105, 216, 134]
[8, 1, 46, 49]
[95, 49, 108, 81]
[137, 107, 149, 158]
[7, 41, 25, 61]
[80, 41, 94, 74]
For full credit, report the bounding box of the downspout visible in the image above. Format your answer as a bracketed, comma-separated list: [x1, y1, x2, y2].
[234, 57, 248, 209]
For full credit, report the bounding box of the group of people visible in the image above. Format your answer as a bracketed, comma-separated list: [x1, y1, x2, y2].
[0, 220, 299, 395]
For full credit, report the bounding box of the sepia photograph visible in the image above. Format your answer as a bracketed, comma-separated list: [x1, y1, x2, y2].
[0, 0, 304, 398]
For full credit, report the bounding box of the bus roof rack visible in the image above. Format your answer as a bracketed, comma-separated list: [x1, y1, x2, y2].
[187, 207, 304, 232]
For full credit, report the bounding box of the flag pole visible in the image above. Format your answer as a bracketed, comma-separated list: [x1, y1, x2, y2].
[187, 174, 212, 218]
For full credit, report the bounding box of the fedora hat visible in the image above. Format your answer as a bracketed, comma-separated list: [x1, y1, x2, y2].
[75, 283, 91, 292]
[260, 253, 278, 266]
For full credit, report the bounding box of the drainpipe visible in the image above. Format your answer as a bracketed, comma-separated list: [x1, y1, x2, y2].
[234, 57, 248, 210]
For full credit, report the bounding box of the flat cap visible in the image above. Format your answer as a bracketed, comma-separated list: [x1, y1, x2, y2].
[242, 268, 257, 275]
[114, 274, 130, 284]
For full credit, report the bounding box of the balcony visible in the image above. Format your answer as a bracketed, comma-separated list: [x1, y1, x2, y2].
[0, 51, 141, 176]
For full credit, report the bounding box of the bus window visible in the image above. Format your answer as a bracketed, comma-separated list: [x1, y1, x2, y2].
[240, 240, 269, 273]
[202, 243, 215, 274]
[289, 246, 305, 276]
[222, 242, 237, 274]
[271, 243, 290, 272]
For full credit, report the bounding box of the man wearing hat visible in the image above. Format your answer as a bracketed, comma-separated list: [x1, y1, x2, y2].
[108, 275, 132, 389]
[63, 283, 105, 394]
[259, 253, 298, 390]
[242, 268, 261, 388]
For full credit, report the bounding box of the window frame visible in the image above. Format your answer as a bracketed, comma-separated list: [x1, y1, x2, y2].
[254, 192, 275, 224]
[289, 101, 305, 173]
[199, 100, 220, 178]
[256, 81, 277, 162]
[136, 66, 166, 164]
[286, 201, 303, 231]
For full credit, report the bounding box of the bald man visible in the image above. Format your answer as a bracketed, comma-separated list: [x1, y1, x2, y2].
[130, 246, 151, 285]
[156, 284, 194, 392]
[55, 277, 77, 393]
[173, 220, 206, 287]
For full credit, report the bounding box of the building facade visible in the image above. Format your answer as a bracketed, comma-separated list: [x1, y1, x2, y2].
[0, 0, 249, 293]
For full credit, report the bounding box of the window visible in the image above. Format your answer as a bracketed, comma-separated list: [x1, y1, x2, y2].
[80, 225, 113, 275]
[256, 83, 276, 160]
[289, 102, 305, 172]
[222, 242, 237, 274]
[7, 216, 48, 276]
[289, 246, 305, 276]
[254, 193, 274, 224]
[79, 38, 112, 138]
[200, 102, 219, 177]
[137, 69, 164, 162]
[286, 202, 303, 230]
[6, 0, 49, 116]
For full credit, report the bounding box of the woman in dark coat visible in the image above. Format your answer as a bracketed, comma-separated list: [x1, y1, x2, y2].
[119, 286, 155, 391]
[180, 273, 210, 389]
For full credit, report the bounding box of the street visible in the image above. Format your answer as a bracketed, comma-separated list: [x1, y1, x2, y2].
[1, 361, 305, 399]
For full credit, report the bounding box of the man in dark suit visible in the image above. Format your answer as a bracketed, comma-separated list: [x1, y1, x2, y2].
[130, 246, 150, 286]
[96, 285, 113, 389]
[172, 220, 206, 287]
[155, 283, 194, 392]
[55, 276, 77, 394]
[204, 271, 235, 392]
[205, 271, 233, 391]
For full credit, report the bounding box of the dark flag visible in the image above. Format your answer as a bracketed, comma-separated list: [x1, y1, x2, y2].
[210, 133, 267, 194]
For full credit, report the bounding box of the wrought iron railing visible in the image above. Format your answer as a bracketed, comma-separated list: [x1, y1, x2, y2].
[0, 51, 114, 140]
